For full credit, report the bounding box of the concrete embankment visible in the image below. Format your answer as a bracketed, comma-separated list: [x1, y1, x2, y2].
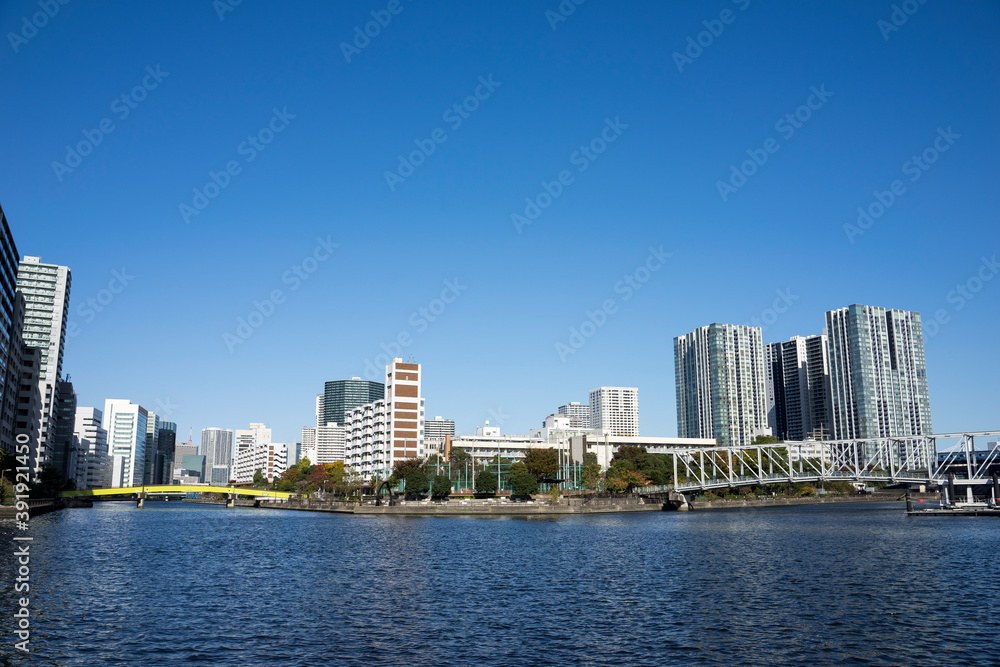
[690, 493, 929, 511]
[346, 501, 662, 516]
[182, 498, 257, 508]
[182, 493, 931, 515]
[187, 497, 666, 516]
[0, 497, 91, 518]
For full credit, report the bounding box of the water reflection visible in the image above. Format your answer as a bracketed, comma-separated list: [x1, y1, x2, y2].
[2, 502, 997, 665]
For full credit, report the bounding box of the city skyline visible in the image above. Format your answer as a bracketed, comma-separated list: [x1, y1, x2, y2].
[4, 255, 996, 446]
[3, 2, 997, 444]
[4, 4, 996, 665]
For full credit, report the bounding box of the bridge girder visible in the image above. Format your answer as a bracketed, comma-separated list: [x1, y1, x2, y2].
[59, 485, 293, 499]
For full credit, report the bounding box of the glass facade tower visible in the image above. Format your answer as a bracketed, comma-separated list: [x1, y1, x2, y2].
[323, 378, 384, 427]
[825, 305, 932, 440]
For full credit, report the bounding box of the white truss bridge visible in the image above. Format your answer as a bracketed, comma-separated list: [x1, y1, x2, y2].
[636, 431, 1000, 495]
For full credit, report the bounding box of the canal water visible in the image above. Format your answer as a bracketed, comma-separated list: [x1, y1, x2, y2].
[2, 501, 998, 665]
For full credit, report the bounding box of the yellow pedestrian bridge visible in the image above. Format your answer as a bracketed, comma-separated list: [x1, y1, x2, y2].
[60, 485, 292, 507]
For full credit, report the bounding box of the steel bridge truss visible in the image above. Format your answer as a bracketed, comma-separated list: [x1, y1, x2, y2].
[642, 431, 1000, 494]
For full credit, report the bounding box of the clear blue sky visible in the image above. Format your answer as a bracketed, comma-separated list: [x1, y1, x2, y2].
[2, 1, 998, 443]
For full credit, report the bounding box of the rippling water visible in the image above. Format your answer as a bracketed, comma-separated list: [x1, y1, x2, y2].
[2, 501, 998, 666]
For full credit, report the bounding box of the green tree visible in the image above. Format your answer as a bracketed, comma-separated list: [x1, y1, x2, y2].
[337, 467, 363, 499]
[431, 475, 452, 499]
[510, 471, 538, 497]
[0, 477, 13, 506]
[449, 448, 471, 465]
[611, 445, 646, 466]
[581, 452, 602, 491]
[524, 448, 558, 479]
[405, 470, 429, 498]
[475, 470, 497, 495]
[392, 458, 425, 483]
[253, 469, 265, 487]
[752, 435, 781, 445]
[605, 468, 649, 493]
[610, 446, 671, 485]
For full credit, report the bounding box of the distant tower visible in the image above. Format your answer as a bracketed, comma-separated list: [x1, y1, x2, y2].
[16, 255, 72, 477]
[323, 378, 384, 427]
[825, 304, 932, 439]
[765, 335, 830, 441]
[589, 387, 639, 437]
[674, 323, 768, 446]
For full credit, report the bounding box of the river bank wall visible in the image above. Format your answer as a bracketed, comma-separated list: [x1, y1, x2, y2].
[690, 492, 934, 510]
[180, 492, 932, 515]
[185, 496, 666, 515]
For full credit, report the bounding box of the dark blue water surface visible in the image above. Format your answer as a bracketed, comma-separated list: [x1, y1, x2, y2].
[2, 501, 999, 666]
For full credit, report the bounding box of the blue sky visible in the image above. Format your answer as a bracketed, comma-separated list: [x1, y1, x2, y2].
[2, 0, 998, 443]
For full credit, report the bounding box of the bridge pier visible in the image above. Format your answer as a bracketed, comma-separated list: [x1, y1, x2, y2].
[137, 491, 146, 509]
[668, 491, 692, 511]
[226, 493, 236, 509]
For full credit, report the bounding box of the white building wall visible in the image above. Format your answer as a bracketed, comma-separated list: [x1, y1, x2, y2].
[448, 433, 549, 466]
[234, 441, 288, 483]
[300, 426, 317, 463]
[557, 402, 591, 429]
[589, 387, 640, 437]
[102, 399, 149, 488]
[15, 257, 71, 473]
[73, 407, 110, 489]
[315, 423, 347, 464]
[345, 358, 424, 480]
